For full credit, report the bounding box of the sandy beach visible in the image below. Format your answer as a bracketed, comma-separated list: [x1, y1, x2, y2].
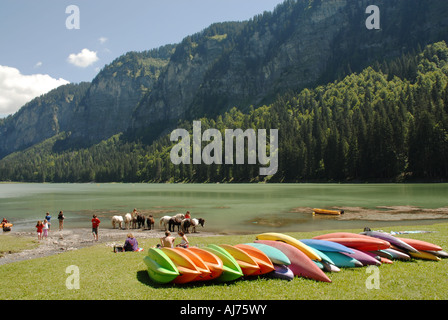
[0, 226, 217, 266]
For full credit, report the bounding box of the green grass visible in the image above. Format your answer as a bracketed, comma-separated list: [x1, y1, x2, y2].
[0, 234, 39, 257]
[1, 223, 448, 300]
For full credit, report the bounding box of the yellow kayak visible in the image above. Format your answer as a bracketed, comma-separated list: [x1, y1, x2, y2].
[255, 232, 321, 261]
[313, 208, 343, 215]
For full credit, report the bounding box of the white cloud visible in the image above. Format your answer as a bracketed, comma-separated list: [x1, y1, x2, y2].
[99, 37, 108, 45]
[34, 61, 43, 68]
[0, 65, 69, 116]
[67, 48, 99, 68]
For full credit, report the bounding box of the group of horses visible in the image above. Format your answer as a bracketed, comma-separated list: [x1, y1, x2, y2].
[111, 212, 205, 233]
[111, 212, 154, 230]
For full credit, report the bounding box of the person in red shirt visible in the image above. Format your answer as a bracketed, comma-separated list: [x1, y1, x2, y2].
[91, 215, 101, 241]
[36, 220, 43, 240]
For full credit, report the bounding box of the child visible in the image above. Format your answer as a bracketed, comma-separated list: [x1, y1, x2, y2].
[36, 221, 43, 240]
[176, 231, 189, 248]
[91, 214, 101, 241]
[42, 219, 50, 239]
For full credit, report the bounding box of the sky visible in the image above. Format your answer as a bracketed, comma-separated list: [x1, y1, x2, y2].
[0, 0, 286, 118]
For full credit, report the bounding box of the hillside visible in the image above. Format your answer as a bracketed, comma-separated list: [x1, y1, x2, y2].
[1, 0, 448, 182]
[1, 41, 447, 183]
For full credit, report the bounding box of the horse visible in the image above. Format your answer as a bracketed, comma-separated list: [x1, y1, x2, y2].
[159, 216, 172, 231]
[168, 217, 182, 232]
[182, 218, 205, 233]
[124, 213, 132, 230]
[146, 215, 155, 230]
[136, 213, 146, 229]
[111, 215, 123, 229]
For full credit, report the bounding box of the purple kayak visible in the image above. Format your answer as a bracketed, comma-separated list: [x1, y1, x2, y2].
[341, 248, 381, 266]
[360, 230, 418, 253]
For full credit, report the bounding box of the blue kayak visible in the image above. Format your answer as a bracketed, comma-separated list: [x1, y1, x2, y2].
[300, 239, 355, 254]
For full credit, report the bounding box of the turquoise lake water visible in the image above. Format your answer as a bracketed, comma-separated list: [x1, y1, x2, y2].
[1, 183, 447, 234]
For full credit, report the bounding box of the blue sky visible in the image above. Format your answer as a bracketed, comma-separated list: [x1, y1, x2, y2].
[0, 0, 285, 118]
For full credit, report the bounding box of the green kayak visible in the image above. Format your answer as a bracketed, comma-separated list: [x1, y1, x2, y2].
[143, 248, 180, 284]
[204, 245, 243, 282]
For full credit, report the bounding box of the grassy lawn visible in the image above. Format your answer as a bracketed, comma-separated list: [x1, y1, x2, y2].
[1, 223, 447, 300]
[0, 234, 39, 257]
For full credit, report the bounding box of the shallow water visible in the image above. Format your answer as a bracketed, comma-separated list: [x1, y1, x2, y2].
[1, 183, 447, 234]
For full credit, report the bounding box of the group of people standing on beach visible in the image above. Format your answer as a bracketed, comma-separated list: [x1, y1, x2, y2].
[35, 211, 65, 240]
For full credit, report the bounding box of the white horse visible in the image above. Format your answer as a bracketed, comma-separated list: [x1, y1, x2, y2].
[124, 213, 132, 230]
[159, 216, 172, 231]
[111, 215, 123, 229]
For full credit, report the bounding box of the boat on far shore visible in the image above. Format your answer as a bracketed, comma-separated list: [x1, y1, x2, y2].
[313, 208, 344, 216]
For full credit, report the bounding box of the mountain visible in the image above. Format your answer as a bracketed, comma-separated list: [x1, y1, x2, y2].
[1, 0, 448, 182]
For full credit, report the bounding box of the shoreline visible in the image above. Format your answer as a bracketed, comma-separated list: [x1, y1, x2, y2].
[0, 227, 218, 266]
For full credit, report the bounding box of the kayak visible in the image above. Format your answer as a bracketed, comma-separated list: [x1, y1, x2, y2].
[143, 248, 180, 284]
[234, 244, 275, 275]
[382, 248, 411, 260]
[396, 237, 442, 252]
[173, 248, 211, 281]
[268, 264, 294, 281]
[218, 244, 261, 276]
[161, 248, 201, 284]
[255, 240, 331, 283]
[243, 242, 291, 265]
[321, 251, 363, 268]
[204, 245, 243, 282]
[407, 250, 441, 261]
[300, 239, 355, 254]
[321, 237, 390, 251]
[313, 208, 343, 215]
[187, 247, 224, 281]
[341, 248, 381, 266]
[424, 250, 448, 259]
[256, 232, 321, 261]
[360, 230, 419, 253]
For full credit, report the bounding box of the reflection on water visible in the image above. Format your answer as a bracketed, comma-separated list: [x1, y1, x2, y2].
[1, 183, 447, 234]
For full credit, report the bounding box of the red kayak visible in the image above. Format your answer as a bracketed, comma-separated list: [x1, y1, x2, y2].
[255, 240, 331, 283]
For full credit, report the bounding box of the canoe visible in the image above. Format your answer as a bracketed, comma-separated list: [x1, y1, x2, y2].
[173, 248, 212, 281]
[219, 244, 261, 276]
[322, 237, 390, 251]
[341, 248, 381, 266]
[243, 242, 291, 265]
[396, 237, 442, 252]
[321, 251, 363, 268]
[161, 248, 202, 284]
[360, 230, 418, 253]
[300, 239, 354, 254]
[234, 244, 275, 275]
[188, 247, 224, 280]
[268, 265, 294, 281]
[255, 240, 331, 283]
[256, 233, 321, 261]
[313, 208, 343, 215]
[143, 248, 180, 284]
[203, 245, 243, 282]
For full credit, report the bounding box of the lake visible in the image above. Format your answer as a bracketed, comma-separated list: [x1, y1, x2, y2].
[1, 183, 447, 234]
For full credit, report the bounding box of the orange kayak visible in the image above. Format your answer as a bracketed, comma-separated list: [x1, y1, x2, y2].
[161, 248, 201, 284]
[234, 244, 275, 275]
[187, 247, 224, 281]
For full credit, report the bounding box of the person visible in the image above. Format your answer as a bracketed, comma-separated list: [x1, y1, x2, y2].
[91, 214, 101, 241]
[176, 231, 189, 248]
[45, 212, 51, 230]
[185, 211, 191, 219]
[58, 211, 65, 231]
[123, 233, 139, 252]
[42, 219, 50, 239]
[159, 231, 176, 248]
[36, 220, 43, 240]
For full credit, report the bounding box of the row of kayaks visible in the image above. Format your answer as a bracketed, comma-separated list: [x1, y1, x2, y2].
[143, 231, 447, 285]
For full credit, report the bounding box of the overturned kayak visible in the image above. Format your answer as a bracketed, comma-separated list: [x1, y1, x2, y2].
[143, 248, 180, 284]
